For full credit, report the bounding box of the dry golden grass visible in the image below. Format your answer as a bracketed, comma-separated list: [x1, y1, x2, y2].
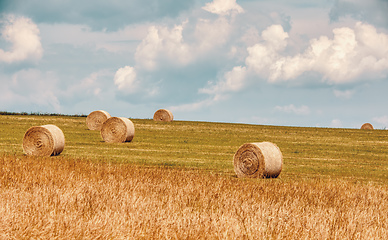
[1, 154, 387, 239]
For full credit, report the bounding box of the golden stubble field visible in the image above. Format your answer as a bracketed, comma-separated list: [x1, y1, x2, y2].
[0, 114, 388, 239]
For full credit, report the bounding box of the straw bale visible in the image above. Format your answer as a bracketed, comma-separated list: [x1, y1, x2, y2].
[101, 117, 135, 143]
[233, 142, 283, 178]
[86, 110, 111, 130]
[153, 109, 173, 122]
[361, 123, 373, 130]
[22, 124, 65, 156]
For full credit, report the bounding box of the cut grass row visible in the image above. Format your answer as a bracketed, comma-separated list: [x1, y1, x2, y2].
[0, 114, 387, 184]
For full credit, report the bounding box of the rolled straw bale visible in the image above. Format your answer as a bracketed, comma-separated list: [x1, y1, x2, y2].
[101, 117, 135, 143]
[86, 110, 111, 130]
[153, 109, 173, 122]
[361, 123, 373, 130]
[233, 142, 283, 178]
[22, 124, 65, 156]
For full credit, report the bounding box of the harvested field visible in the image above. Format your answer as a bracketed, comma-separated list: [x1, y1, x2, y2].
[0, 154, 387, 239]
[1, 114, 387, 183]
[0, 114, 388, 238]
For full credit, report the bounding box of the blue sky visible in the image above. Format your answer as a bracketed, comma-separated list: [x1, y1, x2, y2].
[1, 0, 388, 128]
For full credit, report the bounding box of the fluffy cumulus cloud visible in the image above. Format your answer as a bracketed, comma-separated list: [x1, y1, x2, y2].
[199, 66, 247, 97]
[194, 17, 233, 52]
[200, 21, 387, 103]
[245, 22, 388, 85]
[245, 25, 290, 81]
[202, 0, 244, 16]
[134, 1, 388, 113]
[114, 66, 138, 93]
[135, 23, 191, 71]
[115, 0, 242, 98]
[133, 16, 235, 72]
[0, 15, 43, 63]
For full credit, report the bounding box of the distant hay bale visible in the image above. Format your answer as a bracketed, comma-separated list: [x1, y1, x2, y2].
[233, 142, 283, 178]
[22, 124, 65, 156]
[101, 117, 135, 143]
[153, 109, 173, 122]
[86, 110, 111, 130]
[361, 123, 374, 130]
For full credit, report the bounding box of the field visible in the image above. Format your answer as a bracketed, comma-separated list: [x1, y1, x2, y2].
[1, 114, 388, 239]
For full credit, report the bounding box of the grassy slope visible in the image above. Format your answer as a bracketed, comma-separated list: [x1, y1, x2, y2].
[1, 114, 387, 184]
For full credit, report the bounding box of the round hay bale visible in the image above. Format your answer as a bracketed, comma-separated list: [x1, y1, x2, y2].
[361, 123, 373, 130]
[153, 109, 173, 122]
[22, 124, 65, 156]
[101, 117, 135, 143]
[233, 142, 283, 178]
[86, 110, 111, 130]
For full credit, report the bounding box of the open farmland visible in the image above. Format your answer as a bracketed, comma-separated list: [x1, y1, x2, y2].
[1, 114, 387, 182]
[1, 114, 388, 239]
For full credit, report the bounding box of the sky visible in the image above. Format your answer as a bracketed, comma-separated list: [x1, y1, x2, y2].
[0, 0, 388, 129]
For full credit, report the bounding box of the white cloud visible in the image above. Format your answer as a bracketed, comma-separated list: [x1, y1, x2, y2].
[274, 104, 310, 115]
[131, 0, 245, 72]
[202, 0, 244, 16]
[195, 17, 232, 52]
[240, 27, 261, 47]
[261, 24, 289, 51]
[116, 2, 240, 99]
[135, 23, 191, 71]
[200, 66, 247, 95]
[245, 22, 388, 84]
[114, 66, 138, 93]
[134, 15, 235, 71]
[245, 25, 291, 82]
[0, 15, 43, 63]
